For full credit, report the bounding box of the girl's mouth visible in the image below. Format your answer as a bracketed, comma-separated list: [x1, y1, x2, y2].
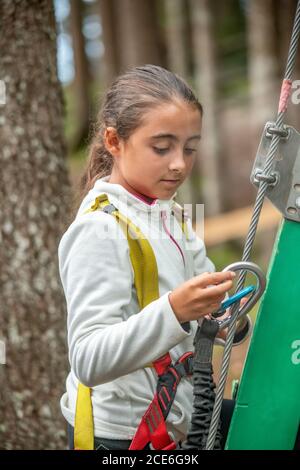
[161, 179, 180, 185]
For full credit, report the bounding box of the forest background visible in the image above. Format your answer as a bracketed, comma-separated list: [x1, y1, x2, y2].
[0, 0, 299, 449]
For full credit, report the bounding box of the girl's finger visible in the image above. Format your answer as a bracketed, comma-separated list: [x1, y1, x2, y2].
[239, 296, 249, 306]
[197, 271, 236, 288]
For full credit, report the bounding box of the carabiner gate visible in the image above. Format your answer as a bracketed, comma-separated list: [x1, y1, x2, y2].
[214, 261, 266, 331]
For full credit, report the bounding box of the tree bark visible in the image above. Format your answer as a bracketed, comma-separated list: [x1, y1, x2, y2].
[0, 0, 70, 449]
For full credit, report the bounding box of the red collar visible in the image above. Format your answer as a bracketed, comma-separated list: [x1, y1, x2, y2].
[131, 191, 157, 206]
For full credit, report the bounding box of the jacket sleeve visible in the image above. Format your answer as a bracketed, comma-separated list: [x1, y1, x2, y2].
[58, 212, 191, 387]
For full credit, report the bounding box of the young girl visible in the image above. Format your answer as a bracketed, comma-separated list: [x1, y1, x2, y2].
[58, 64, 246, 451]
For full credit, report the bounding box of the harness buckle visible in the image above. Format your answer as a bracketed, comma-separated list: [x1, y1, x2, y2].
[149, 431, 177, 450]
[176, 351, 194, 376]
[153, 352, 172, 376]
[102, 203, 118, 215]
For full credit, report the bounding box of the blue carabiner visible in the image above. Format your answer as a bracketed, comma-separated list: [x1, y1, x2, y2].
[212, 285, 256, 318]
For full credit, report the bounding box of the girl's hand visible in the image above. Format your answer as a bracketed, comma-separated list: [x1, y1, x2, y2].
[168, 271, 236, 324]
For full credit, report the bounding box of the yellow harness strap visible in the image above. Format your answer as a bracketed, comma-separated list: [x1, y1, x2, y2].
[74, 384, 93, 450]
[74, 193, 187, 450]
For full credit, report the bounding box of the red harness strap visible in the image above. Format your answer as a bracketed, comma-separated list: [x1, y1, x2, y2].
[129, 352, 194, 450]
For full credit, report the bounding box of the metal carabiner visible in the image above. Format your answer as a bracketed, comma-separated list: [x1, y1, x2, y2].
[214, 261, 266, 331]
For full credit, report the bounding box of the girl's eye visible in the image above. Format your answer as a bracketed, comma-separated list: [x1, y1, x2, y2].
[153, 147, 170, 155]
[184, 148, 196, 155]
[153, 147, 196, 155]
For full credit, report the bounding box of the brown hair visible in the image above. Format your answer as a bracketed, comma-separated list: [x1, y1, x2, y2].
[75, 64, 203, 212]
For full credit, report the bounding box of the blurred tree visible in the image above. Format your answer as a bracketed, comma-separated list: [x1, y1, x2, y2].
[164, 0, 189, 78]
[70, 0, 92, 152]
[0, 0, 70, 449]
[98, 0, 120, 85]
[189, 0, 222, 215]
[164, 0, 194, 206]
[114, 0, 164, 69]
[212, 1, 252, 212]
[247, 0, 279, 127]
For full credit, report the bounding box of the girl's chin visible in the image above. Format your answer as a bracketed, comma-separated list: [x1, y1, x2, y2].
[158, 190, 177, 200]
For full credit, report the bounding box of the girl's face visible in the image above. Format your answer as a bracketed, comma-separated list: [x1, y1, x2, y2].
[105, 99, 202, 199]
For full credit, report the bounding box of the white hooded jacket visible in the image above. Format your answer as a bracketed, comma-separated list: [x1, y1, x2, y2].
[58, 175, 215, 442]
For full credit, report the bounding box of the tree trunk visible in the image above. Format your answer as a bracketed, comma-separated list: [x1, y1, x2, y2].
[189, 0, 222, 216]
[98, 0, 121, 85]
[116, 0, 164, 69]
[247, 0, 279, 126]
[0, 0, 70, 449]
[164, 0, 189, 78]
[70, 0, 91, 152]
[164, 0, 194, 207]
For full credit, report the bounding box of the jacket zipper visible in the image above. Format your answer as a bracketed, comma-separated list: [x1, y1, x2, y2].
[160, 210, 186, 267]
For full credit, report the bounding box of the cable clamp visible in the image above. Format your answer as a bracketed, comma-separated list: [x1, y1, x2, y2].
[253, 170, 279, 187]
[265, 124, 290, 140]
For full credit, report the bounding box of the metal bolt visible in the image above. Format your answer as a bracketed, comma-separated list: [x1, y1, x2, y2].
[295, 197, 300, 209]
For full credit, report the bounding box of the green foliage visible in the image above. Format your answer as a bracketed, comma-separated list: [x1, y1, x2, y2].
[207, 241, 241, 272]
[215, 0, 248, 99]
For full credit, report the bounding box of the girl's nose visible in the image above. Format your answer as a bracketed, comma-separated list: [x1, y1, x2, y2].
[168, 151, 186, 172]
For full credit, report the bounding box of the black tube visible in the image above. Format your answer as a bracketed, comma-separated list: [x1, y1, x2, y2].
[182, 319, 222, 450]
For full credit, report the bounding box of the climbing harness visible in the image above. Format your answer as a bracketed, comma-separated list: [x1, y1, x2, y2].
[74, 193, 193, 450]
[203, 0, 300, 450]
[128, 351, 194, 450]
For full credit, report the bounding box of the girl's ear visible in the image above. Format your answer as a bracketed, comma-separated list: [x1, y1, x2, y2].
[103, 127, 121, 157]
